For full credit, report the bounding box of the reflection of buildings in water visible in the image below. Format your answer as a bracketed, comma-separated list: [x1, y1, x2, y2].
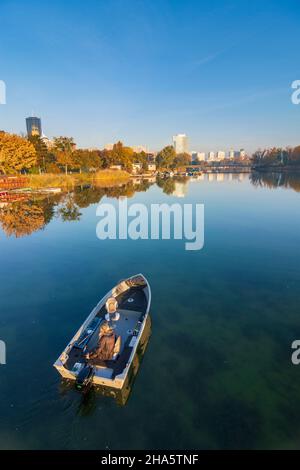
[132, 176, 156, 186]
[131, 178, 141, 186]
[59, 315, 152, 410]
[208, 173, 215, 182]
[216, 173, 224, 182]
[172, 181, 188, 198]
[147, 177, 156, 184]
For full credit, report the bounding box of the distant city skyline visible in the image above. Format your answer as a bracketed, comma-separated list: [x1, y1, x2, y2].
[23, 116, 247, 157]
[1, 1, 299, 153]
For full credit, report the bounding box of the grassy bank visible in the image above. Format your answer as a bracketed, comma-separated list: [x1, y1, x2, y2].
[27, 170, 130, 190]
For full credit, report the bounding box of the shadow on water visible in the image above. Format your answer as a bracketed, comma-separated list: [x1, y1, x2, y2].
[58, 316, 152, 414]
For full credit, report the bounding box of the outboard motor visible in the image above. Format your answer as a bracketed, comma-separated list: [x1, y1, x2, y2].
[75, 365, 95, 391]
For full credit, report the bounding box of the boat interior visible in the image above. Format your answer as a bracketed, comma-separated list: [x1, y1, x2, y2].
[63, 277, 149, 380]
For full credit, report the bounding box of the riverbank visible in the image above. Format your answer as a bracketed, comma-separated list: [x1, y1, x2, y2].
[27, 170, 131, 190]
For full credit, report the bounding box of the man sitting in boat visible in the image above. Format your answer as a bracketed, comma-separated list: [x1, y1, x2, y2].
[86, 322, 121, 363]
[105, 297, 120, 323]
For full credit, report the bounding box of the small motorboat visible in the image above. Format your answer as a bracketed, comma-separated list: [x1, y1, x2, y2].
[54, 274, 151, 390]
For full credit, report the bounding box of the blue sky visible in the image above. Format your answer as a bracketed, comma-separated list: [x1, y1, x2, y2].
[0, 0, 299, 153]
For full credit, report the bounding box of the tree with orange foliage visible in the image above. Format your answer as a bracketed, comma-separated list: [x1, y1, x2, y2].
[0, 132, 37, 174]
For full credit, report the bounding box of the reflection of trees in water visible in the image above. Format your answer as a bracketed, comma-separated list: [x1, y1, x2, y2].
[73, 185, 105, 208]
[250, 172, 300, 193]
[156, 176, 176, 195]
[58, 193, 82, 222]
[156, 176, 189, 195]
[0, 198, 56, 238]
[0, 180, 156, 238]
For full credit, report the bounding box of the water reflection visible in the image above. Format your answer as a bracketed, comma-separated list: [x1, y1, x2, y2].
[0, 196, 58, 238]
[0, 180, 155, 238]
[1, 172, 300, 238]
[250, 171, 300, 192]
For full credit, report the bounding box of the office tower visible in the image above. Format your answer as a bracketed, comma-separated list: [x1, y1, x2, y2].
[217, 151, 226, 161]
[192, 152, 206, 162]
[229, 149, 235, 159]
[26, 116, 42, 137]
[173, 134, 188, 154]
[208, 151, 215, 161]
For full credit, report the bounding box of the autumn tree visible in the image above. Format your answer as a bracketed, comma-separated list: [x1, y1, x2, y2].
[53, 136, 76, 174]
[0, 132, 37, 174]
[110, 141, 134, 171]
[133, 151, 148, 171]
[156, 146, 176, 168]
[173, 152, 191, 168]
[73, 149, 100, 173]
[290, 146, 300, 164]
[28, 135, 50, 173]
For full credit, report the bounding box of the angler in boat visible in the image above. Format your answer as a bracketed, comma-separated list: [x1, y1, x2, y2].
[53, 274, 151, 390]
[86, 322, 121, 363]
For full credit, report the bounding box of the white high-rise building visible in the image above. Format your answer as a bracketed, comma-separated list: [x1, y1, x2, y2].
[173, 134, 188, 154]
[217, 151, 226, 161]
[208, 151, 215, 161]
[191, 151, 206, 162]
[197, 152, 206, 162]
[229, 149, 235, 159]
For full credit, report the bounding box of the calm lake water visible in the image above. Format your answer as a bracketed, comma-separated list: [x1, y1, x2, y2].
[1, 172, 300, 450]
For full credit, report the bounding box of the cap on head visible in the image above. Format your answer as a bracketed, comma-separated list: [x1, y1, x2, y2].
[106, 297, 118, 314]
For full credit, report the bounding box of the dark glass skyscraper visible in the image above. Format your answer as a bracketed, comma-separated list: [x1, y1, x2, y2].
[26, 116, 42, 137]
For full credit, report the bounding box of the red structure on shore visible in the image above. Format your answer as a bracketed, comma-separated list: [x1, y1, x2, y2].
[0, 191, 28, 203]
[0, 176, 28, 190]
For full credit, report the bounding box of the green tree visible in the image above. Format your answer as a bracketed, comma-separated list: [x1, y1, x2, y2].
[133, 151, 148, 171]
[28, 135, 49, 173]
[156, 146, 176, 168]
[173, 152, 191, 168]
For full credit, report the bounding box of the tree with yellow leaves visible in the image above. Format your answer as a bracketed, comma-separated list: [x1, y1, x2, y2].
[0, 131, 37, 174]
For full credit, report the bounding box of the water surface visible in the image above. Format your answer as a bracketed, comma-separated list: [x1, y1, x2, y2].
[0, 172, 300, 450]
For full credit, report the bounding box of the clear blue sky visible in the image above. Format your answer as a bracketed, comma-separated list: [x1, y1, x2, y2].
[0, 0, 299, 153]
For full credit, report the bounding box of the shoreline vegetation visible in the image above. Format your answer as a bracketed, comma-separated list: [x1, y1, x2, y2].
[252, 146, 300, 171]
[27, 170, 131, 190]
[0, 131, 300, 191]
